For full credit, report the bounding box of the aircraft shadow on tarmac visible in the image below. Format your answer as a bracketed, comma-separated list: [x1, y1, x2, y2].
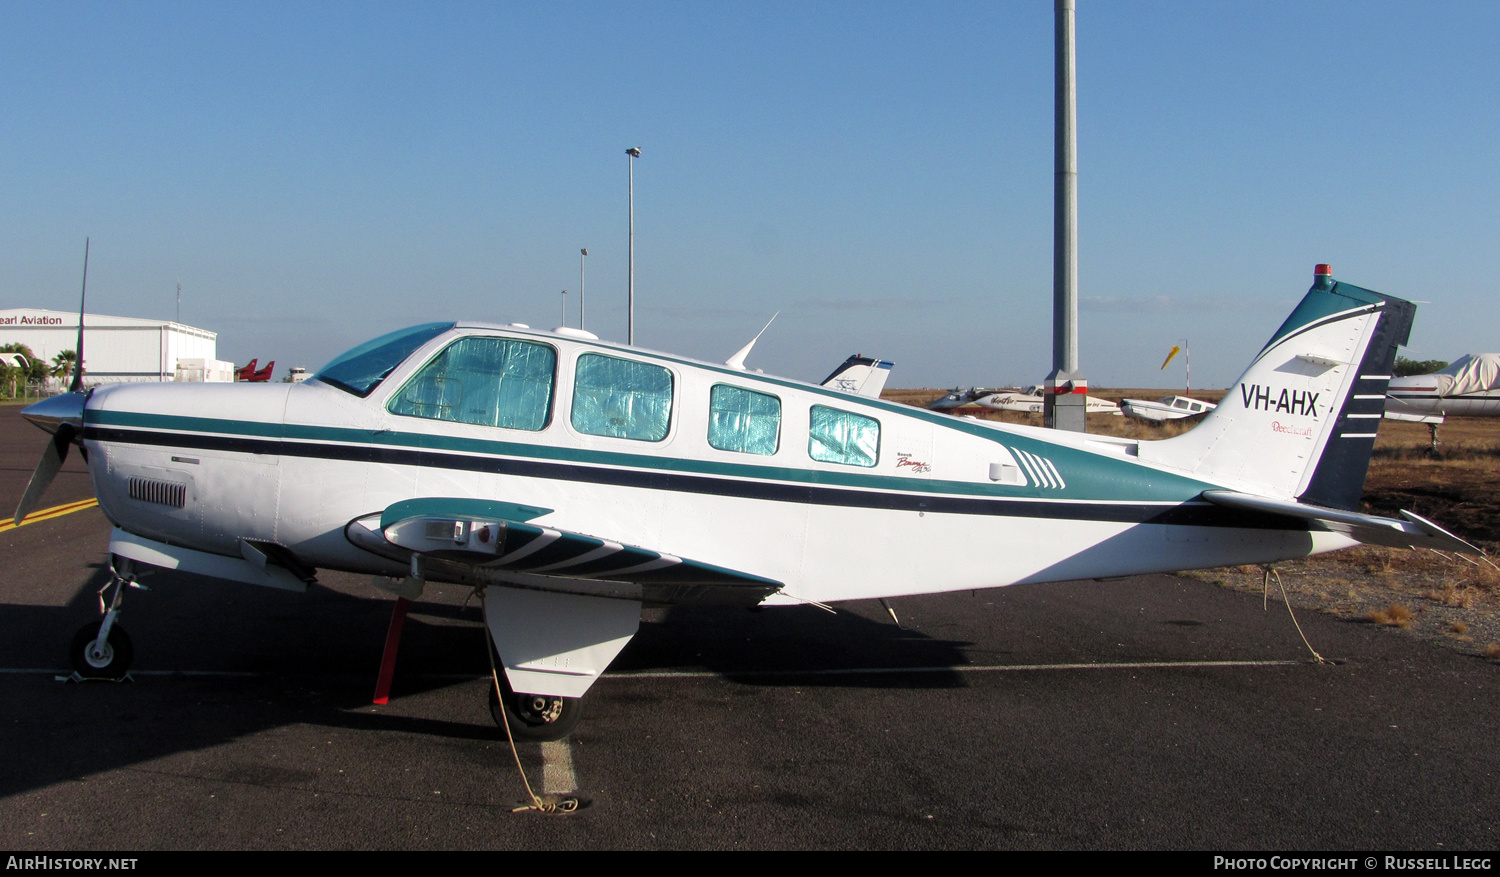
[623, 603, 972, 689]
[0, 560, 974, 799]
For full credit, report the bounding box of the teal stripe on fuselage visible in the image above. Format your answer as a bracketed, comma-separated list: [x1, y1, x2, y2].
[88, 404, 1217, 505]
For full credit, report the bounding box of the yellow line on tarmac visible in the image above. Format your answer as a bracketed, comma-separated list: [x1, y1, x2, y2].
[0, 497, 99, 533]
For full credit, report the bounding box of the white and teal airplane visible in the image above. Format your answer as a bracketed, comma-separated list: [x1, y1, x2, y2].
[14, 265, 1480, 740]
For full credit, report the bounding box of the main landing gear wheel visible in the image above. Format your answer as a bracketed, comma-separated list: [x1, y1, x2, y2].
[69, 621, 133, 680]
[488, 679, 583, 742]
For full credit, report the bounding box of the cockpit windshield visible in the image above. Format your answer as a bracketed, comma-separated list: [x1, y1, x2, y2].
[313, 322, 454, 397]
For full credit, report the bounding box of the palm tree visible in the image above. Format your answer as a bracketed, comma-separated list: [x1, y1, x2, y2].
[51, 349, 78, 385]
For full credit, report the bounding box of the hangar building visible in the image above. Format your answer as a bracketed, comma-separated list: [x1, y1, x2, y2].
[0, 308, 223, 384]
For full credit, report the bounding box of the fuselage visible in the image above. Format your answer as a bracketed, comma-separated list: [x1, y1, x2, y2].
[80, 322, 1348, 605]
[1385, 355, 1500, 419]
[1385, 387, 1500, 418]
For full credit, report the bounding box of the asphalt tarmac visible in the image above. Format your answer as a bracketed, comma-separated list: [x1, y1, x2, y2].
[1, 403, 1497, 850]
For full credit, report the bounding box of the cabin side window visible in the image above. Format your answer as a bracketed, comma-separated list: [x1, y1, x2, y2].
[808, 405, 879, 467]
[389, 337, 556, 430]
[708, 384, 781, 455]
[571, 353, 673, 442]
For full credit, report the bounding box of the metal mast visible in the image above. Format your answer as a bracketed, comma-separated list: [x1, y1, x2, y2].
[1044, 0, 1088, 432]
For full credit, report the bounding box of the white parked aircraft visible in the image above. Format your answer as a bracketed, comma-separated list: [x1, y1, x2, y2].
[1121, 395, 1217, 422]
[1384, 353, 1500, 423]
[15, 265, 1480, 740]
[929, 387, 1120, 416]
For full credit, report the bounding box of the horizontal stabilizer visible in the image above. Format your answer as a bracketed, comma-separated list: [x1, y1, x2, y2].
[1201, 490, 1482, 555]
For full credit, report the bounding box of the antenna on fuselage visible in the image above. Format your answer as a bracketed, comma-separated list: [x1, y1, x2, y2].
[725, 312, 779, 371]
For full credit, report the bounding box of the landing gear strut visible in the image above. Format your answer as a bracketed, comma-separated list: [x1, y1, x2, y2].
[70, 562, 139, 680]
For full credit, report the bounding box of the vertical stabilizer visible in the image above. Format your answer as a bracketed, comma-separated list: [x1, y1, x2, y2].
[1138, 266, 1414, 510]
[820, 355, 895, 397]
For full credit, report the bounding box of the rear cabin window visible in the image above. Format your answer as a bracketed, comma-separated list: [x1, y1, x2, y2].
[389, 337, 556, 430]
[708, 384, 781, 455]
[571, 353, 673, 441]
[808, 405, 879, 467]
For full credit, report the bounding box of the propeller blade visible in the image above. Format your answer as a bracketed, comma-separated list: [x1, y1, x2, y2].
[71, 238, 89, 394]
[15, 422, 74, 525]
[14, 392, 88, 526]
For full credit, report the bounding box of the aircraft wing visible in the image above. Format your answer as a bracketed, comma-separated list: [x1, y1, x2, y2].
[345, 497, 782, 606]
[1200, 490, 1482, 555]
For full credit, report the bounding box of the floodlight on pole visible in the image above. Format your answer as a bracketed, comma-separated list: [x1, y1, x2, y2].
[626, 147, 641, 345]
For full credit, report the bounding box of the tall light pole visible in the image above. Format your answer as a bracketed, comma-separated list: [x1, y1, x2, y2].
[579, 248, 588, 332]
[561, 290, 568, 327]
[1044, 0, 1087, 432]
[626, 147, 641, 345]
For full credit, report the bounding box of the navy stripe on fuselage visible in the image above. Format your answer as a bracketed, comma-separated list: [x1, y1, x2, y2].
[85, 424, 1308, 532]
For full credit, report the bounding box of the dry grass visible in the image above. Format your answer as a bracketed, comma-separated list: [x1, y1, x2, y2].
[1426, 583, 1477, 609]
[1487, 643, 1500, 660]
[1368, 604, 1416, 628]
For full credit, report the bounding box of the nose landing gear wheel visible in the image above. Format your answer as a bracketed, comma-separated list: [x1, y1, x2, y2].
[487, 680, 583, 742]
[69, 621, 133, 680]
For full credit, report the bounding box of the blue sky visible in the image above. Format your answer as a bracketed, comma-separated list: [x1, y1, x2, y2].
[3, 1, 1498, 389]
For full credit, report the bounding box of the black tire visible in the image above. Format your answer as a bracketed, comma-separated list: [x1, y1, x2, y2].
[70, 621, 133, 680]
[487, 679, 583, 742]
